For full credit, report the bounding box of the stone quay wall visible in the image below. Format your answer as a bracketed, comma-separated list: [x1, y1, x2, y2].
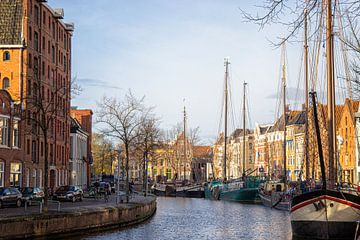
[0, 197, 156, 239]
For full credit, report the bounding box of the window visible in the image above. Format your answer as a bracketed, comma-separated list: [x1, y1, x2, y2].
[33, 168, 37, 187]
[38, 169, 42, 188]
[13, 119, 19, 148]
[2, 78, 9, 90]
[52, 22, 55, 38]
[3, 51, 10, 61]
[27, 139, 30, 154]
[25, 168, 30, 187]
[29, 26, 32, 41]
[28, 53, 32, 68]
[0, 162, 4, 187]
[34, 5, 39, 25]
[0, 117, 9, 146]
[10, 163, 22, 187]
[31, 140, 36, 162]
[34, 57, 38, 76]
[42, 61, 45, 76]
[42, 11, 46, 24]
[29, 0, 32, 15]
[52, 46, 55, 63]
[70, 136, 73, 159]
[40, 141, 43, 156]
[34, 32, 39, 51]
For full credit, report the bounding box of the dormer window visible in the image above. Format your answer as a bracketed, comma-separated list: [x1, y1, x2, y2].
[3, 52, 10, 61]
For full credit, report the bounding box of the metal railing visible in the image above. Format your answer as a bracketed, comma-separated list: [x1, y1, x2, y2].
[24, 199, 61, 213]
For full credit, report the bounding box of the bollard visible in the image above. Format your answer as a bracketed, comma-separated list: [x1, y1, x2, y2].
[39, 202, 43, 213]
[24, 200, 27, 212]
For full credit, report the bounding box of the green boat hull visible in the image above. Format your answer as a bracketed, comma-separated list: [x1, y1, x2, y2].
[204, 177, 264, 203]
[220, 187, 261, 203]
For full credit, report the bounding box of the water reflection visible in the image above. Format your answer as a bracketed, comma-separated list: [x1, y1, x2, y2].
[82, 197, 292, 240]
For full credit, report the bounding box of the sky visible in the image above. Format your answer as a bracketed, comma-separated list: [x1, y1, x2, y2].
[51, 0, 307, 143]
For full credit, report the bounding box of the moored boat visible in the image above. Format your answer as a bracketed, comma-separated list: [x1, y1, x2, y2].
[205, 177, 264, 203]
[259, 181, 292, 210]
[291, 188, 360, 239]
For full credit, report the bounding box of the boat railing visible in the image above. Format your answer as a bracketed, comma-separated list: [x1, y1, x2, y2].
[336, 182, 360, 196]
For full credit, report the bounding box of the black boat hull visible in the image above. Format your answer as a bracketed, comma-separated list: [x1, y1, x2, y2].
[291, 189, 360, 239]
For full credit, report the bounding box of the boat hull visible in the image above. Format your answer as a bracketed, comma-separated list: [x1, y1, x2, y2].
[291, 189, 360, 239]
[259, 190, 291, 211]
[153, 185, 176, 197]
[220, 188, 260, 203]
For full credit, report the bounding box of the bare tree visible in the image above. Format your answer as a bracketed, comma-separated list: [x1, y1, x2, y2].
[23, 60, 81, 211]
[134, 116, 161, 194]
[188, 126, 201, 146]
[96, 90, 150, 202]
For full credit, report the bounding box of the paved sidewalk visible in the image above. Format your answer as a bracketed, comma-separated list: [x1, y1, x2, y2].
[0, 193, 155, 219]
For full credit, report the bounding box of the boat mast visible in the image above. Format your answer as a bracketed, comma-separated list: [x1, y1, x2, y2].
[281, 43, 287, 185]
[326, 0, 336, 188]
[224, 58, 230, 181]
[304, 1, 310, 182]
[242, 82, 247, 177]
[310, 92, 327, 190]
[183, 102, 187, 181]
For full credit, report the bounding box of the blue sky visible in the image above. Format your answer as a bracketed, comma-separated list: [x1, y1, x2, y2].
[51, 0, 306, 143]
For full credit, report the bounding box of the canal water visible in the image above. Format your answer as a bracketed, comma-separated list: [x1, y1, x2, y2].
[82, 197, 292, 240]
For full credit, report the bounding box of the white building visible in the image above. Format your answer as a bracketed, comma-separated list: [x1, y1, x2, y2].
[70, 118, 89, 189]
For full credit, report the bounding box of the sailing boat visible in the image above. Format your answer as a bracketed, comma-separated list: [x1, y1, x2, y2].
[290, 0, 360, 239]
[258, 43, 294, 211]
[205, 58, 264, 202]
[152, 105, 204, 198]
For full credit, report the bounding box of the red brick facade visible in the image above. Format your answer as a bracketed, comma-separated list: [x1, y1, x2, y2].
[0, 0, 73, 189]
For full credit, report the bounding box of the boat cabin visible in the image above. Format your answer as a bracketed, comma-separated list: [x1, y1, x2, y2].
[264, 182, 286, 192]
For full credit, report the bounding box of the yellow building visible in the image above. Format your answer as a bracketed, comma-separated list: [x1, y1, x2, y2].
[337, 99, 360, 184]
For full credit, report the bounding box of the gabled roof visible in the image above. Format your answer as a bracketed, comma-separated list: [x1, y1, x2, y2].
[0, 0, 23, 45]
[193, 146, 212, 157]
[317, 104, 344, 128]
[258, 125, 272, 135]
[269, 110, 305, 132]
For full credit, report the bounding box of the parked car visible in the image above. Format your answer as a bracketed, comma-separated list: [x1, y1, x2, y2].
[20, 187, 45, 205]
[0, 187, 23, 208]
[53, 186, 83, 202]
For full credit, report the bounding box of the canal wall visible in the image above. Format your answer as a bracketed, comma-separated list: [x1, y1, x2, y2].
[0, 197, 156, 239]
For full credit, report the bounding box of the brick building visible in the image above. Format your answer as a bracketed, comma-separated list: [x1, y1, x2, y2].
[337, 99, 360, 183]
[0, 0, 74, 189]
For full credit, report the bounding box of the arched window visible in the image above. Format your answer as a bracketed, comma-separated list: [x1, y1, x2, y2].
[2, 78, 9, 90]
[3, 51, 10, 61]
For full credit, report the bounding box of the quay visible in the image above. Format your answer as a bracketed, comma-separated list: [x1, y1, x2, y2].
[0, 195, 156, 239]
